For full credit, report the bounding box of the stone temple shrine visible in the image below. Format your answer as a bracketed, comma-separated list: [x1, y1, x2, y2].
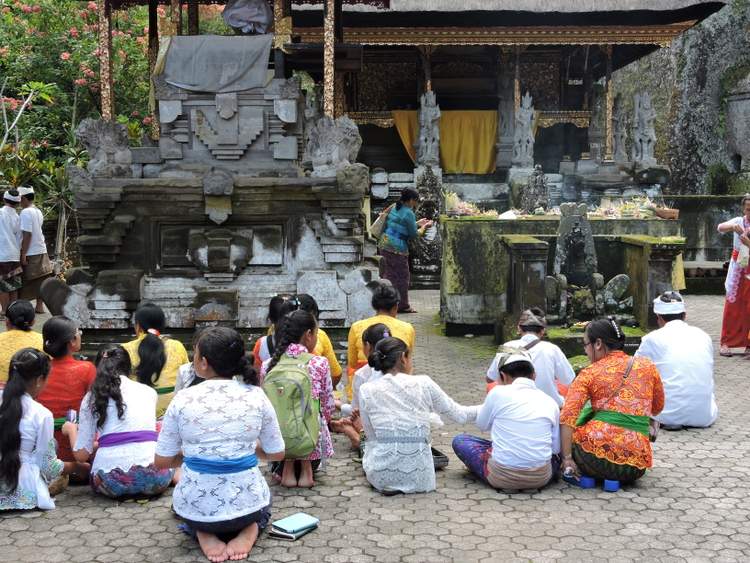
[47, 0, 726, 337]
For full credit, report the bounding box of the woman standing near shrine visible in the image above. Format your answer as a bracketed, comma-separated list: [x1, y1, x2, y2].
[560, 318, 664, 485]
[122, 303, 188, 417]
[717, 194, 750, 357]
[378, 188, 432, 314]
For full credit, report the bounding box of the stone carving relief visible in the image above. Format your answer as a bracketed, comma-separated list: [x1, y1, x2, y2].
[512, 92, 535, 168]
[307, 116, 362, 177]
[519, 165, 549, 214]
[612, 94, 629, 163]
[410, 165, 443, 287]
[632, 92, 658, 167]
[553, 203, 598, 287]
[76, 118, 132, 178]
[415, 91, 441, 168]
[203, 168, 234, 225]
[187, 228, 253, 275]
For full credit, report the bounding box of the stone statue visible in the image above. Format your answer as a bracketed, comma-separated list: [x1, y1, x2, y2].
[415, 91, 441, 167]
[307, 116, 362, 178]
[553, 203, 598, 288]
[76, 118, 132, 178]
[410, 165, 443, 288]
[631, 92, 658, 167]
[512, 92, 535, 167]
[519, 165, 549, 214]
[303, 84, 322, 165]
[496, 70, 515, 168]
[613, 94, 629, 163]
[588, 85, 605, 162]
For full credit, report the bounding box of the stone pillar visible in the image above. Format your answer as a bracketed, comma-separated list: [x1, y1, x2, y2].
[97, 0, 114, 121]
[496, 49, 515, 169]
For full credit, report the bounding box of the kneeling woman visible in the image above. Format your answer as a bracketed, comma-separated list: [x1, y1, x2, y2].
[73, 346, 173, 498]
[156, 327, 285, 563]
[560, 317, 664, 484]
[0, 349, 76, 510]
[359, 337, 480, 494]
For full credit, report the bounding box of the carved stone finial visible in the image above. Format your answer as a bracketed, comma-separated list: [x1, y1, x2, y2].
[75, 118, 132, 178]
[307, 116, 362, 178]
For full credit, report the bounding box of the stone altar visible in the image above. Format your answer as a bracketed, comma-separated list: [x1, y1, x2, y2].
[44, 37, 378, 330]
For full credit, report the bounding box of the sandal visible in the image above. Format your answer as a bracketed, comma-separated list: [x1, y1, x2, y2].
[719, 346, 733, 357]
[398, 308, 418, 314]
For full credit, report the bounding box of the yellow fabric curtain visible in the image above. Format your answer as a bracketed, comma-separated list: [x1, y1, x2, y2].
[391, 110, 498, 175]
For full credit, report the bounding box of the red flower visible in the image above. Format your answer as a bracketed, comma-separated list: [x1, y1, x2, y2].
[142, 116, 153, 126]
[60, 52, 71, 61]
[87, 1, 97, 11]
[74, 78, 88, 87]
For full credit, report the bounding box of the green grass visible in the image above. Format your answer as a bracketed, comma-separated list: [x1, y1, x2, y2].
[547, 325, 647, 339]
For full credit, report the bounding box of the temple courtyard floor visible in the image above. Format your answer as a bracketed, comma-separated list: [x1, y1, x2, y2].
[1, 291, 749, 562]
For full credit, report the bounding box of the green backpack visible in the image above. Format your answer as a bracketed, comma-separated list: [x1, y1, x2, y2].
[262, 353, 321, 459]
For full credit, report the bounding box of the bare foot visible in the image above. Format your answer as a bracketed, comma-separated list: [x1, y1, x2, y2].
[196, 531, 228, 563]
[226, 523, 258, 561]
[280, 461, 297, 488]
[297, 461, 315, 488]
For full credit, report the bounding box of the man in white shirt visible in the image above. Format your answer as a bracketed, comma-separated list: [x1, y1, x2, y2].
[453, 351, 561, 491]
[18, 187, 53, 314]
[635, 291, 718, 430]
[0, 189, 23, 315]
[487, 308, 575, 407]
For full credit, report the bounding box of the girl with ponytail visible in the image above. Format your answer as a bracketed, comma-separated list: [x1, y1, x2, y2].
[37, 317, 95, 471]
[0, 299, 44, 385]
[261, 310, 334, 488]
[0, 348, 76, 510]
[155, 327, 285, 561]
[559, 317, 665, 485]
[73, 345, 172, 499]
[122, 303, 189, 418]
[357, 337, 481, 494]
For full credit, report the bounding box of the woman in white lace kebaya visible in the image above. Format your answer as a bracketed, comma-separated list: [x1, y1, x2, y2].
[0, 348, 76, 511]
[156, 327, 285, 563]
[359, 337, 480, 494]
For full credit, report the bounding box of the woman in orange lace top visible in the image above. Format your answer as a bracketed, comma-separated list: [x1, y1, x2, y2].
[560, 317, 664, 484]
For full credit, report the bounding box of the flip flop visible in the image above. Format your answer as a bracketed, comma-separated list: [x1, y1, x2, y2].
[719, 347, 733, 357]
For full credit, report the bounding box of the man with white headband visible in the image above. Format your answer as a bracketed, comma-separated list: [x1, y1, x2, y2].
[0, 188, 23, 316]
[635, 291, 718, 430]
[18, 186, 53, 314]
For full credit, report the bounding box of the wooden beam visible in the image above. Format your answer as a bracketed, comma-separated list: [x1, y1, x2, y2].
[188, 0, 199, 35]
[323, 0, 336, 117]
[97, 0, 114, 121]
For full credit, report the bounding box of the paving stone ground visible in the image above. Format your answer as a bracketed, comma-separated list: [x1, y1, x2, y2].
[2, 291, 749, 562]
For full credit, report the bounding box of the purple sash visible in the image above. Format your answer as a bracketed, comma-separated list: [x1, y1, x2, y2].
[98, 430, 158, 448]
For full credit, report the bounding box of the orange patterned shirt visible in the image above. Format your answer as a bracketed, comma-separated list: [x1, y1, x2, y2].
[560, 351, 664, 470]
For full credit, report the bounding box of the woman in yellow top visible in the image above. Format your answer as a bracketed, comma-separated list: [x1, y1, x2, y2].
[346, 282, 416, 399]
[122, 303, 188, 418]
[0, 300, 44, 383]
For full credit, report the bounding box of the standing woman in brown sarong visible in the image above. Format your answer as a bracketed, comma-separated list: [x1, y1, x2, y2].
[0, 188, 23, 317]
[377, 188, 432, 314]
[18, 187, 53, 314]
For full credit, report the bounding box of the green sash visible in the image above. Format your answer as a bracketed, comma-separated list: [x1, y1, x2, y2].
[156, 386, 175, 395]
[576, 406, 649, 437]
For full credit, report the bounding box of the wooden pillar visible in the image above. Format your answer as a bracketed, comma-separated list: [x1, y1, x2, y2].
[514, 46, 521, 114]
[323, 0, 336, 117]
[273, 0, 292, 78]
[148, 0, 159, 72]
[170, 0, 181, 35]
[604, 45, 614, 161]
[97, 0, 114, 121]
[187, 0, 199, 35]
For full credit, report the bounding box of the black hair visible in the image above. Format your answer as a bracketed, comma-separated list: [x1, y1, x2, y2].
[90, 345, 129, 429]
[657, 312, 686, 323]
[371, 282, 401, 312]
[267, 310, 317, 372]
[499, 360, 535, 379]
[741, 193, 750, 208]
[297, 294, 320, 320]
[267, 295, 291, 325]
[3, 188, 19, 205]
[585, 316, 626, 351]
[268, 298, 303, 351]
[362, 323, 390, 348]
[196, 326, 257, 386]
[395, 188, 419, 210]
[42, 316, 78, 358]
[5, 300, 35, 331]
[21, 192, 34, 202]
[134, 303, 166, 387]
[0, 349, 51, 492]
[367, 337, 408, 373]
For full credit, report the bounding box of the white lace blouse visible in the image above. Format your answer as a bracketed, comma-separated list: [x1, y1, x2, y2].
[156, 379, 285, 523]
[75, 377, 159, 474]
[358, 373, 479, 494]
[0, 394, 64, 510]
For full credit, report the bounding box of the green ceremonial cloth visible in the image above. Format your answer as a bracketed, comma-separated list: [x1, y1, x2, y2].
[156, 386, 175, 395]
[576, 404, 649, 437]
[53, 417, 66, 431]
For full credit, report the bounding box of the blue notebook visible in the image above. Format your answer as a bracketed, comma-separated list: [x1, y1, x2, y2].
[271, 512, 319, 535]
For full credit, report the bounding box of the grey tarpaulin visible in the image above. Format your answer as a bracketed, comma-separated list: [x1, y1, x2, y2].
[163, 35, 274, 94]
[223, 0, 273, 34]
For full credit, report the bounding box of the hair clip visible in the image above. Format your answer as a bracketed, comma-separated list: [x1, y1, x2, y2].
[147, 328, 161, 337]
[383, 330, 390, 338]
